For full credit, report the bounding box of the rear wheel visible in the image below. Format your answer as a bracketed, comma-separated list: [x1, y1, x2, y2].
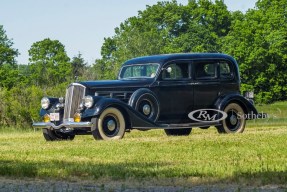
[42, 129, 75, 141]
[216, 103, 246, 133]
[164, 128, 192, 136]
[92, 107, 126, 140]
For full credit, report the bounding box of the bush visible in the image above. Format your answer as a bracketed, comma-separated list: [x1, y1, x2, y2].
[0, 83, 69, 129]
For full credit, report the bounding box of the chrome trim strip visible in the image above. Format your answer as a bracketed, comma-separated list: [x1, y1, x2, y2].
[69, 85, 74, 117]
[32, 122, 92, 129]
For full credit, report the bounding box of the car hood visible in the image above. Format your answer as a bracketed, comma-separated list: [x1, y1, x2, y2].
[80, 79, 154, 89]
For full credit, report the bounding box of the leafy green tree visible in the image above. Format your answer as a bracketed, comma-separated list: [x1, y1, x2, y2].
[0, 25, 19, 66]
[0, 64, 19, 88]
[71, 52, 87, 80]
[188, 0, 231, 37]
[0, 25, 20, 88]
[221, 0, 287, 103]
[95, 0, 231, 79]
[28, 38, 72, 87]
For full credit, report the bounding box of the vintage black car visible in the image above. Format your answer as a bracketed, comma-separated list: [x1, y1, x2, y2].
[33, 53, 259, 141]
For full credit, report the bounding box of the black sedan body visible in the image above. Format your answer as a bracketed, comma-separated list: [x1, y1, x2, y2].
[33, 53, 259, 140]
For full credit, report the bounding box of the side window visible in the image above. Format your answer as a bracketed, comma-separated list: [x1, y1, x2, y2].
[195, 62, 217, 80]
[162, 62, 189, 80]
[219, 61, 234, 79]
[122, 67, 132, 78]
[146, 64, 158, 78]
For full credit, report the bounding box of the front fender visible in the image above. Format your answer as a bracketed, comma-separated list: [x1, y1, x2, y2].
[40, 108, 47, 117]
[81, 97, 158, 128]
[214, 94, 258, 119]
[81, 97, 126, 118]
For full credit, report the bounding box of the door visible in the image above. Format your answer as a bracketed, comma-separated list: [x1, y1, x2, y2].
[192, 60, 220, 110]
[154, 61, 193, 123]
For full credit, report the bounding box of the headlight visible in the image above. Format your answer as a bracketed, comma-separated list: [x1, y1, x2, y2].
[84, 96, 94, 108]
[41, 97, 50, 109]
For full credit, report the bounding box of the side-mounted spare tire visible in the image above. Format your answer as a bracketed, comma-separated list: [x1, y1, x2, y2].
[128, 88, 160, 122]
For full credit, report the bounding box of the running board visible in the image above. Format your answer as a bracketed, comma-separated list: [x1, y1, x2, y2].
[133, 122, 221, 130]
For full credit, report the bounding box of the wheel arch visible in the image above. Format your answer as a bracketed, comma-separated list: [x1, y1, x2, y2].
[228, 99, 248, 115]
[106, 104, 132, 130]
[214, 94, 258, 119]
[88, 102, 132, 131]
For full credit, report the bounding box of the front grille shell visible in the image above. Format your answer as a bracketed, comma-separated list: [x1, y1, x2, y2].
[63, 83, 86, 122]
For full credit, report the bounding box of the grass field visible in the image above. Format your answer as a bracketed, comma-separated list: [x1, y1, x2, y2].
[0, 102, 286, 187]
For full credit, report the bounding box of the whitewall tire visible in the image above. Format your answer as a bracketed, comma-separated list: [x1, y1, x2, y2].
[92, 107, 126, 140]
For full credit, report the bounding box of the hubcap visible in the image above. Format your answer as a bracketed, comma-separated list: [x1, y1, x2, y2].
[230, 114, 238, 126]
[107, 119, 116, 131]
[143, 104, 151, 115]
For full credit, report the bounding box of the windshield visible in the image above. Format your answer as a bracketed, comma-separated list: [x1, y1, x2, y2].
[119, 63, 159, 79]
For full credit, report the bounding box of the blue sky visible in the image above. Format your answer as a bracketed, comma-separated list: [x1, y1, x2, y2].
[0, 0, 257, 64]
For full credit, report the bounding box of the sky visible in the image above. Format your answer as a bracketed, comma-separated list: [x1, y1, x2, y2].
[0, 0, 257, 64]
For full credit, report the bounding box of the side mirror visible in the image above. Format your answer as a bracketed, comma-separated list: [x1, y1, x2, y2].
[166, 67, 172, 73]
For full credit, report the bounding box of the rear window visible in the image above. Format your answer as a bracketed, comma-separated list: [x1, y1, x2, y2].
[219, 61, 234, 79]
[195, 62, 217, 80]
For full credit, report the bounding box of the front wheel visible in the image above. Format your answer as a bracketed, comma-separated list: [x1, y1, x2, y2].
[216, 103, 246, 133]
[164, 128, 192, 136]
[92, 107, 126, 140]
[42, 129, 75, 141]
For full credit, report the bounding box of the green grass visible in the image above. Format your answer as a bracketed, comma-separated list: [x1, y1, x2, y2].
[0, 102, 286, 186]
[0, 127, 286, 185]
[248, 101, 287, 126]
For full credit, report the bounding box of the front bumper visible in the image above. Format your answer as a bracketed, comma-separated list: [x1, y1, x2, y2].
[32, 121, 92, 130]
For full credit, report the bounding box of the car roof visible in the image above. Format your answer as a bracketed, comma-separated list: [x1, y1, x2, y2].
[123, 53, 237, 65]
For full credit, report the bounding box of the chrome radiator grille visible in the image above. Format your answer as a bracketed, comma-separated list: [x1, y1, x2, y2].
[63, 83, 86, 121]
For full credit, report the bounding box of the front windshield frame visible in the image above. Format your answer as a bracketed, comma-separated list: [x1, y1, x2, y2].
[118, 63, 160, 80]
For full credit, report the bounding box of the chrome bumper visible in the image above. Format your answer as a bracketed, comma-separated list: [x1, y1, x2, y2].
[32, 121, 92, 130]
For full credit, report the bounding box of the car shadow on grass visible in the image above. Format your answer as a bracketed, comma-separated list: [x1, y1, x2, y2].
[0, 159, 286, 186]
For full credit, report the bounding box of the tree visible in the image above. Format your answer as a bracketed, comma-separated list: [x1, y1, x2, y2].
[95, 0, 231, 79]
[0, 64, 19, 88]
[0, 25, 19, 66]
[221, 0, 287, 103]
[71, 52, 87, 80]
[28, 38, 72, 87]
[0, 25, 20, 88]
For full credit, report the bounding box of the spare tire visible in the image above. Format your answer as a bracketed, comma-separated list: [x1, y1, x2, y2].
[128, 88, 160, 122]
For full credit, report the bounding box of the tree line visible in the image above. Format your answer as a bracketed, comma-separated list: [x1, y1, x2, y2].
[0, 0, 286, 128]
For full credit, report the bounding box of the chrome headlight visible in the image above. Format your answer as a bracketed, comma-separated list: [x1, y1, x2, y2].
[84, 96, 94, 108]
[41, 97, 50, 109]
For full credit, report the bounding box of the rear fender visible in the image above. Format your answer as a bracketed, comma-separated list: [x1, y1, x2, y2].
[214, 94, 258, 119]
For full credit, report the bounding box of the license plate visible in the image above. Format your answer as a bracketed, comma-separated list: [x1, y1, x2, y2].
[50, 113, 60, 121]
